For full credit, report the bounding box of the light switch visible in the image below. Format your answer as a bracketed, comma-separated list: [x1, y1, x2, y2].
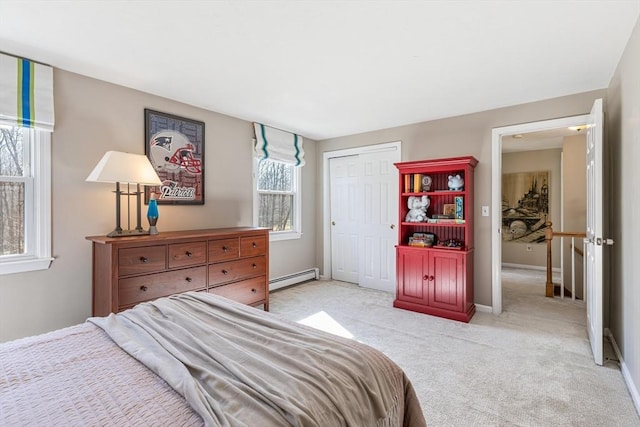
[482, 206, 489, 217]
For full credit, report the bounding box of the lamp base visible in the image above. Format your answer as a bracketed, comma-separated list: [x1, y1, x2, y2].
[107, 228, 151, 238]
[149, 225, 158, 235]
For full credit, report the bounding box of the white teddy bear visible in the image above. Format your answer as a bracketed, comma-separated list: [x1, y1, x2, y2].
[405, 195, 430, 222]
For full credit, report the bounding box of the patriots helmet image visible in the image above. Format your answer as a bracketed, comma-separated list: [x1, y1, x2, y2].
[149, 130, 202, 174]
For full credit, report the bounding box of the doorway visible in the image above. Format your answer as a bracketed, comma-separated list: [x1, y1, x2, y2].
[491, 115, 589, 315]
[323, 141, 401, 293]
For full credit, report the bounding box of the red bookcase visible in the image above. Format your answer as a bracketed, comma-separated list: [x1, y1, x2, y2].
[393, 156, 478, 322]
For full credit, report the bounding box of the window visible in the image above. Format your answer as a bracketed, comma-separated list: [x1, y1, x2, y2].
[0, 124, 52, 275]
[253, 158, 302, 241]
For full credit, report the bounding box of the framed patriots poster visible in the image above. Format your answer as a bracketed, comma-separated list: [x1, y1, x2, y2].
[144, 109, 205, 205]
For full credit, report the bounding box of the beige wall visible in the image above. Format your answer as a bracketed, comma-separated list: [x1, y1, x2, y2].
[607, 16, 640, 411]
[316, 90, 606, 307]
[0, 70, 317, 342]
[561, 135, 586, 299]
[501, 149, 561, 268]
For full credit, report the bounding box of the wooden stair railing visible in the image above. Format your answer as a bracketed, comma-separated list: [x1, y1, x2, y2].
[545, 221, 587, 297]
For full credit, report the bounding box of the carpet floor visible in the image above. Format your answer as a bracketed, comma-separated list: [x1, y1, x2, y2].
[269, 267, 639, 426]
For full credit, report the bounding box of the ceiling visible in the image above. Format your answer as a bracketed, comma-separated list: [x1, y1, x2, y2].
[501, 126, 588, 153]
[1, 1, 638, 141]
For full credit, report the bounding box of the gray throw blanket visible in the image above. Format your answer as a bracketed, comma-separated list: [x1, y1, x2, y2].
[89, 292, 426, 427]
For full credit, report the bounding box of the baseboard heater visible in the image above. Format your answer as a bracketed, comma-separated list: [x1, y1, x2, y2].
[269, 268, 319, 291]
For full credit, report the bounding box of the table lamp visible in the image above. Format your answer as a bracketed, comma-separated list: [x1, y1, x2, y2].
[86, 151, 162, 237]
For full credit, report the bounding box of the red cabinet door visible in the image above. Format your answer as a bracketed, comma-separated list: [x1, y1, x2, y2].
[428, 251, 464, 312]
[396, 248, 428, 304]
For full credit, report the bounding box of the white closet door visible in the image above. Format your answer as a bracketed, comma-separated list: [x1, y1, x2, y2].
[330, 155, 360, 284]
[329, 147, 399, 291]
[358, 150, 398, 292]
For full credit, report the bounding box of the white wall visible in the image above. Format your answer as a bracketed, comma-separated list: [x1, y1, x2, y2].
[607, 15, 640, 413]
[0, 70, 317, 342]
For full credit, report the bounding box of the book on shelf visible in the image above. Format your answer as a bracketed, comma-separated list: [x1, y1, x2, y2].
[426, 218, 466, 224]
[408, 232, 435, 247]
[413, 174, 422, 192]
[404, 173, 424, 192]
[431, 214, 454, 219]
[455, 196, 464, 219]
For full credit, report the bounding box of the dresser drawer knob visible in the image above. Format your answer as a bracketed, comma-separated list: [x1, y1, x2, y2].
[185, 251, 192, 257]
[252, 263, 257, 269]
[423, 275, 428, 281]
[186, 277, 192, 282]
[252, 242, 257, 248]
[140, 285, 148, 292]
[222, 269, 228, 275]
[222, 246, 228, 253]
[140, 256, 148, 263]
[251, 288, 257, 294]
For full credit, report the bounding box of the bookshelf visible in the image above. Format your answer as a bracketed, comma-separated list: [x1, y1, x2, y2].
[393, 156, 478, 322]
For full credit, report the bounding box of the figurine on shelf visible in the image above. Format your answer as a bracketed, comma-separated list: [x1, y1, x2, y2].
[405, 195, 430, 222]
[448, 174, 464, 191]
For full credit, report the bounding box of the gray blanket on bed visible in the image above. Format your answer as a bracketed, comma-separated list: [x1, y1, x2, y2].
[88, 292, 425, 427]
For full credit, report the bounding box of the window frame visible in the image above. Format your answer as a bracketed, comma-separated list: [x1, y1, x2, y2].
[252, 158, 302, 241]
[0, 127, 52, 275]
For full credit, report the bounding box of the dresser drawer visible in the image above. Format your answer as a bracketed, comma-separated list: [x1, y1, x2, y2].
[209, 256, 266, 285]
[118, 245, 166, 276]
[240, 235, 267, 257]
[208, 276, 266, 306]
[208, 238, 239, 262]
[169, 241, 207, 268]
[118, 266, 207, 308]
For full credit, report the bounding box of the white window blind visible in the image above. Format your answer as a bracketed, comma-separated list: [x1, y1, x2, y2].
[253, 122, 304, 166]
[0, 53, 54, 131]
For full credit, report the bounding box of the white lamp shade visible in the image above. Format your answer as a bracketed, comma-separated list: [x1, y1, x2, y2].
[86, 151, 162, 185]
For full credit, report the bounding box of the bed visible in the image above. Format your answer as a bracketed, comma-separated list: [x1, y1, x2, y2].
[1, 291, 426, 426]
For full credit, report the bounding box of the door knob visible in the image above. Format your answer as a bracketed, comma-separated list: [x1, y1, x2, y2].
[332, 221, 336, 226]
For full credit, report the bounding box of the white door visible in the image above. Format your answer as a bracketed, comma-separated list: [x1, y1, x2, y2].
[585, 98, 608, 366]
[358, 151, 397, 292]
[329, 148, 399, 290]
[330, 155, 359, 283]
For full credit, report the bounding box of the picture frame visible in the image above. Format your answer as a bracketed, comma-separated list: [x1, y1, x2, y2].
[144, 109, 205, 205]
[443, 204, 456, 216]
[501, 170, 549, 242]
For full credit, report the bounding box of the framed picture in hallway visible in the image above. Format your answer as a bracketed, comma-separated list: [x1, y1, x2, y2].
[501, 170, 549, 242]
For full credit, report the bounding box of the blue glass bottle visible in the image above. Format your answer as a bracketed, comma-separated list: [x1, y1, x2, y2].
[147, 192, 159, 234]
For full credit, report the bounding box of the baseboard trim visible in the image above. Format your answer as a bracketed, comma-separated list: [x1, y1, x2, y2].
[475, 304, 492, 313]
[502, 263, 561, 273]
[270, 268, 319, 291]
[605, 328, 640, 416]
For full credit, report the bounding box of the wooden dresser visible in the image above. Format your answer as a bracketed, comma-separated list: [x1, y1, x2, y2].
[87, 227, 269, 317]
